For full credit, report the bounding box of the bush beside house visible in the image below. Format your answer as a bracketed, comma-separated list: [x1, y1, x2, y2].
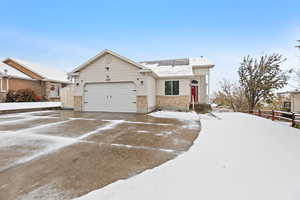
[5, 89, 42, 102]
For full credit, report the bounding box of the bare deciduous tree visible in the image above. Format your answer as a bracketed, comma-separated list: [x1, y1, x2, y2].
[238, 54, 288, 112]
[213, 80, 248, 112]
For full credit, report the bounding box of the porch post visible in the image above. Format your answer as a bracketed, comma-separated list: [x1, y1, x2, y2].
[6, 77, 9, 91]
[207, 71, 210, 103]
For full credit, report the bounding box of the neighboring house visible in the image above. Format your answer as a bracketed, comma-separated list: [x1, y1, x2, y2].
[279, 90, 300, 113]
[0, 58, 70, 102]
[69, 49, 214, 113]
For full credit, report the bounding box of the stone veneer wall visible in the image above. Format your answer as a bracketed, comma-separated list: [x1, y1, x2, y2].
[74, 96, 83, 111]
[49, 97, 60, 102]
[137, 96, 148, 113]
[156, 95, 190, 111]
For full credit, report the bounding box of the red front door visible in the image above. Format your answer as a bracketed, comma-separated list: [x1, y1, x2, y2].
[191, 86, 198, 102]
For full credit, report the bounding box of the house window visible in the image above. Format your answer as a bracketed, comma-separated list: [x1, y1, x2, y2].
[165, 80, 179, 95]
[191, 80, 198, 84]
[49, 84, 60, 98]
[283, 101, 291, 112]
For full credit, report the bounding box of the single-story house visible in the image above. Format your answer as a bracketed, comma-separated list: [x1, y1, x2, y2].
[69, 49, 214, 113]
[0, 58, 70, 102]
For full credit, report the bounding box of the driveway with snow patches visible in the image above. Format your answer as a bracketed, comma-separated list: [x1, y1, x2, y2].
[76, 112, 300, 200]
[0, 110, 200, 200]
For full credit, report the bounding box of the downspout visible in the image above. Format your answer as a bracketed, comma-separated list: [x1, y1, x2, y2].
[293, 95, 295, 112]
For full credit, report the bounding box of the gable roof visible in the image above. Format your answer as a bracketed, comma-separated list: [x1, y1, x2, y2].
[70, 49, 147, 73]
[3, 58, 70, 83]
[140, 57, 214, 78]
[0, 63, 33, 80]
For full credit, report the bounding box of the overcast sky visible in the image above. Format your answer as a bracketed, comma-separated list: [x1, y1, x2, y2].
[0, 0, 299, 93]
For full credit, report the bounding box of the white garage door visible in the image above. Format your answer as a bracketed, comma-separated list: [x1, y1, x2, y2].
[84, 82, 137, 112]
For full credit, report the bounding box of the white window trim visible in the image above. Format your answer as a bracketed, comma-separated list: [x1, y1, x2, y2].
[164, 80, 180, 96]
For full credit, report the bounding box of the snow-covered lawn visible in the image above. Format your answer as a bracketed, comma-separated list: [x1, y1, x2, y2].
[75, 112, 300, 200]
[0, 102, 62, 111]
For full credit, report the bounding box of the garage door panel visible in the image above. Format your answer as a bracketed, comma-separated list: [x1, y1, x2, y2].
[84, 83, 136, 112]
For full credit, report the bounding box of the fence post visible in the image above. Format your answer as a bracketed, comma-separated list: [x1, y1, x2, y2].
[272, 110, 275, 121]
[258, 109, 261, 117]
[292, 112, 296, 127]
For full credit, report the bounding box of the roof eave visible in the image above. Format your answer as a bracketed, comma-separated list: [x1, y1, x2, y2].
[43, 78, 71, 84]
[192, 64, 215, 68]
[3, 57, 46, 80]
[139, 69, 159, 78]
[67, 72, 80, 76]
[157, 75, 196, 79]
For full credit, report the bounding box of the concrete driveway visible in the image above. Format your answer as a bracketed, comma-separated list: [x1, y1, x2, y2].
[0, 110, 199, 200]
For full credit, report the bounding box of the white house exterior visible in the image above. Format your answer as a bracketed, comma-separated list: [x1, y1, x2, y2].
[279, 90, 300, 113]
[69, 49, 214, 113]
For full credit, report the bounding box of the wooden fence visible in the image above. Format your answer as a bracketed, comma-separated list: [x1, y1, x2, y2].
[252, 110, 300, 127]
[60, 85, 74, 109]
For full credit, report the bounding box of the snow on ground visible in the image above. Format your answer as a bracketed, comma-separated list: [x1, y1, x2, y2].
[149, 110, 199, 121]
[20, 181, 72, 200]
[75, 112, 300, 200]
[110, 143, 179, 154]
[0, 102, 62, 111]
[276, 120, 293, 127]
[149, 110, 200, 130]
